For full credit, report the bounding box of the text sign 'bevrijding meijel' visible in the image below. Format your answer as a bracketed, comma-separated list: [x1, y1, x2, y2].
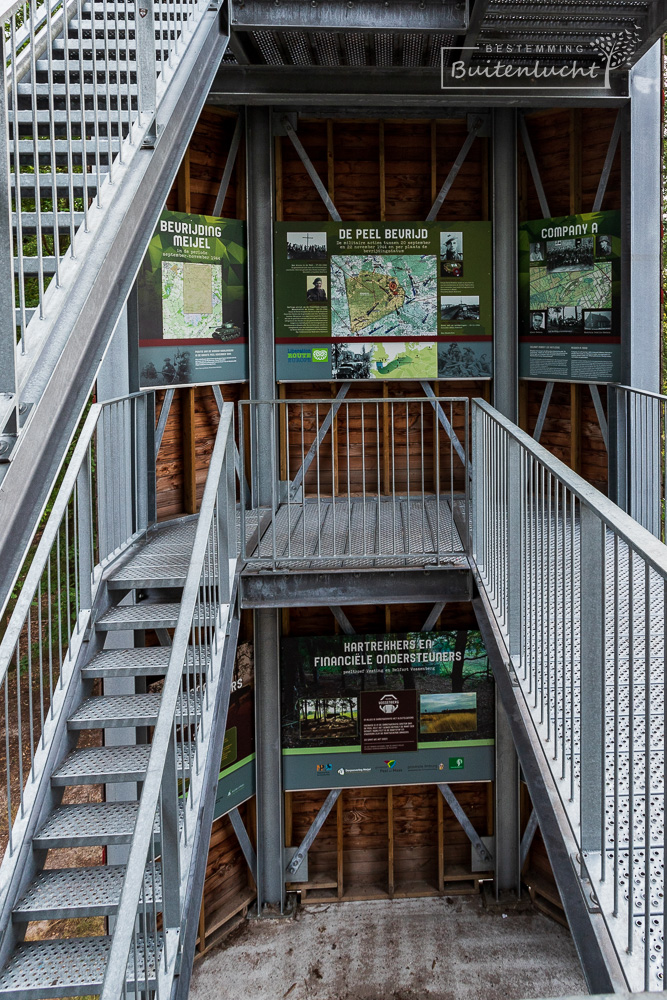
[519, 209, 621, 383]
[280, 630, 494, 790]
[274, 221, 493, 382]
[137, 210, 247, 388]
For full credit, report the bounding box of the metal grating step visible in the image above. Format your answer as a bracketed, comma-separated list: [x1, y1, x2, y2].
[0, 933, 161, 998]
[13, 863, 162, 921]
[34, 801, 146, 849]
[95, 602, 216, 631]
[107, 519, 197, 589]
[81, 645, 210, 679]
[67, 689, 202, 729]
[51, 743, 191, 784]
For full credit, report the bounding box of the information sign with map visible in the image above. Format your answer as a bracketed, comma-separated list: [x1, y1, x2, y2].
[519, 210, 621, 382]
[275, 222, 492, 381]
[137, 210, 247, 387]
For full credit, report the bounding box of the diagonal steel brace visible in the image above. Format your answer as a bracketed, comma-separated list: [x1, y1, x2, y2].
[286, 789, 341, 876]
[438, 783, 494, 866]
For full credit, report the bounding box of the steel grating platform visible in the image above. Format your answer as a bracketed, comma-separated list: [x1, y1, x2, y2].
[0, 934, 162, 999]
[52, 744, 192, 785]
[242, 496, 468, 571]
[13, 864, 162, 921]
[67, 690, 202, 729]
[32, 801, 178, 849]
[81, 645, 210, 679]
[481, 509, 667, 992]
[95, 602, 216, 630]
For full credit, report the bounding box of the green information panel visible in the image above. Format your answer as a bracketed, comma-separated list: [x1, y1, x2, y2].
[214, 641, 256, 817]
[519, 210, 621, 382]
[281, 630, 494, 790]
[138, 210, 247, 388]
[275, 222, 493, 381]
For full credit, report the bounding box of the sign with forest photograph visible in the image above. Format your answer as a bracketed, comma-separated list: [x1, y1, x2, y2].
[274, 221, 493, 382]
[519, 209, 621, 382]
[281, 630, 494, 790]
[137, 210, 247, 387]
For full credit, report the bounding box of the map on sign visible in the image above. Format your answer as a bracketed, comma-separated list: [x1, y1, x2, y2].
[330, 254, 437, 339]
[529, 261, 612, 311]
[162, 261, 223, 339]
[332, 340, 437, 380]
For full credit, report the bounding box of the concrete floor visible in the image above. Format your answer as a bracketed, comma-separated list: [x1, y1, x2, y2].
[189, 895, 587, 1000]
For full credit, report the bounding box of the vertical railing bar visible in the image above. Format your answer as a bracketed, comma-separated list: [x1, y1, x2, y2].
[315, 402, 321, 558]
[76, 0, 90, 230]
[346, 403, 351, 561]
[29, 0, 46, 317]
[10, 20, 27, 345]
[361, 402, 367, 558]
[644, 559, 651, 990]
[613, 533, 619, 916]
[628, 547, 635, 954]
[45, 0, 61, 284]
[406, 400, 410, 555]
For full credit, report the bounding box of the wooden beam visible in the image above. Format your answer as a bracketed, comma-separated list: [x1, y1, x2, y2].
[275, 135, 283, 222]
[430, 120, 437, 205]
[387, 787, 395, 895]
[198, 895, 206, 953]
[331, 383, 339, 495]
[284, 790, 293, 847]
[327, 118, 335, 215]
[279, 383, 288, 481]
[481, 136, 489, 221]
[177, 147, 191, 214]
[382, 383, 390, 495]
[379, 120, 386, 221]
[236, 139, 246, 220]
[437, 787, 444, 892]
[337, 791, 344, 899]
[569, 109, 583, 215]
[182, 386, 197, 514]
[570, 383, 582, 474]
[518, 381, 528, 432]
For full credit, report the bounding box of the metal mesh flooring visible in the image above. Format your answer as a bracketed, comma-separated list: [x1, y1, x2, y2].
[242, 496, 467, 570]
[482, 510, 667, 991]
[13, 864, 162, 920]
[67, 690, 201, 728]
[52, 744, 191, 784]
[0, 934, 162, 997]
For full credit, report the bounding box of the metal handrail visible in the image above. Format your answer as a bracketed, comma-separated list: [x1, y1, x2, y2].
[100, 401, 237, 998]
[473, 398, 667, 578]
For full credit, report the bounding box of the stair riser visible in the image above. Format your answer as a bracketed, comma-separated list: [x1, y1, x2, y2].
[67, 714, 161, 729]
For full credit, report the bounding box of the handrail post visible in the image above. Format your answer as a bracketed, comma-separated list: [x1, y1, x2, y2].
[471, 402, 481, 568]
[216, 431, 231, 605]
[76, 454, 93, 610]
[0, 31, 17, 404]
[160, 731, 182, 927]
[135, 0, 157, 146]
[579, 504, 605, 853]
[506, 435, 522, 664]
[608, 385, 628, 512]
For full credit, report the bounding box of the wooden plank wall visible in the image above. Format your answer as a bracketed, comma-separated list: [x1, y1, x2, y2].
[519, 108, 620, 492]
[156, 108, 245, 521]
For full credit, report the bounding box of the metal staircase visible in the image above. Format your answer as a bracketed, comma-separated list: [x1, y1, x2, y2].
[0, 394, 239, 998]
[0, 0, 231, 615]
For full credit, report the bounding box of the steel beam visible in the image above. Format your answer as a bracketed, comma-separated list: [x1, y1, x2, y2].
[209, 66, 629, 107]
[438, 784, 494, 866]
[0, 3, 231, 614]
[492, 109, 518, 423]
[282, 117, 341, 222]
[592, 111, 621, 213]
[420, 382, 467, 467]
[421, 602, 446, 632]
[425, 116, 484, 221]
[229, 807, 258, 884]
[533, 383, 554, 443]
[254, 608, 285, 912]
[241, 567, 473, 608]
[285, 790, 340, 877]
[230, 1, 467, 32]
[330, 606, 355, 635]
[155, 389, 175, 458]
[246, 107, 277, 510]
[494, 696, 521, 897]
[290, 385, 349, 496]
[518, 115, 550, 219]
[520, 809, 539, 868]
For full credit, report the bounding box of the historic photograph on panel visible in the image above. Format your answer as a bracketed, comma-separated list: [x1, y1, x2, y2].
[440, 231, 464, 277]
[440, 296, 480, 322]
[530, 310, 547, 333]
[332, 342, 374, 379]
[583, 308, 613, 331]
[597, 234, 614, 257]
[546, 306, 584, 334]
[286, 231, 328, 260]
[438, 342, 492, 378]
[529, 241, 545, 262]
[419, 692, 478, 735]
[546, 237, 594, 272]
[306, 275, 328, 303]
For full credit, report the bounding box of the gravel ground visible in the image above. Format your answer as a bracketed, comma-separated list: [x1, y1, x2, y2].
[190, 895, 587, 1000]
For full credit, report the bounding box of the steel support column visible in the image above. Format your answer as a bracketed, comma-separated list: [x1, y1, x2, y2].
[491, 108, 521, 897]
[615, 42, 662, 523]
[492, 109, 518, 423]
[494, 698, 521, 897]
[246, 106, 276, 508]
[254, 608, 285, 912]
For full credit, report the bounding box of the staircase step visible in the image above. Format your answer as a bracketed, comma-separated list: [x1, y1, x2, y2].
[67, 689, 201, 729]
[0, 934, 161, 998]
[13, 863, 162, 920]
[95, 602, 215, 631]
[52, 743, 191, 784]
[17, 82, 138, 95]
[33, 801, 151, 848]
[81, 645, 209, 679]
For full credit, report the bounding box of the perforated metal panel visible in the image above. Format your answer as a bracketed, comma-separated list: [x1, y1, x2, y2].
[13, 864, 162, 920]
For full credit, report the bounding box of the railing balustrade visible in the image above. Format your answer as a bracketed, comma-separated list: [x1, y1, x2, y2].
[239, 396, 470, 569]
